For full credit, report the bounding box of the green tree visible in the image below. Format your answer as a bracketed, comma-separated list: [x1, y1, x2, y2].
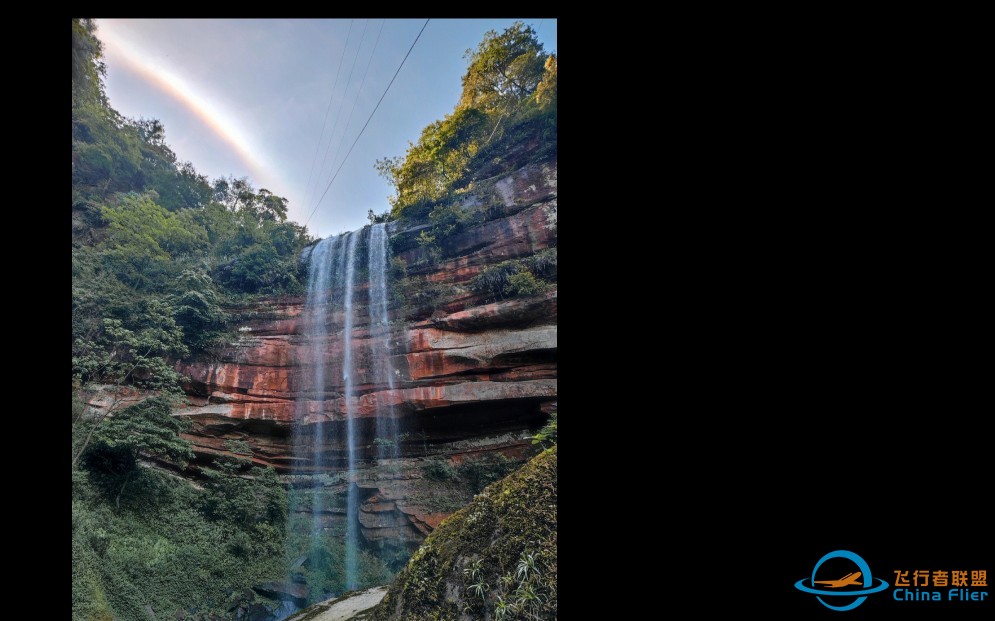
[171, 269, 229, 350]
[377, 22, 554, 220]
[168, 161, 214, 210]
[255, 188, 289, 222]
[218, 241, 278, 292]
[458, 22, 547, 112]
[200, 460, 288, 529]
[213, 175, 248, 211]
[72, 18, 106, 107]
[97, 192, 208, 290]
[212, 176, 289, 222]
[134, 117, 167, 149]
[80, 396, 193, 509]
[73, 104, 144, 197]
[208, 201, 308, 294]
[72, 299, 188, 391]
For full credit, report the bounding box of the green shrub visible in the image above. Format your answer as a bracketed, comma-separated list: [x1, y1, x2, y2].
[506, 271, 547, 297]
[200, 460, 287, 528]
[532, 412, 557, 448]
[79, 396, 193, 492]
[223, 439, 252, 455]
[422, 458, 458, 481]
[457, 454, 517, 494]
[470, 248, 556, 301]
[389, 256, 407, 281]
[72, 459, 290, 621]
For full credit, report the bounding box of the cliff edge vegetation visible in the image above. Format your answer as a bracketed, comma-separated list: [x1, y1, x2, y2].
[371, 440, 557, 621]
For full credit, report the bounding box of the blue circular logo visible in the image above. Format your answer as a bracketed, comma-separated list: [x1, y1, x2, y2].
[794, 550, 889, 611]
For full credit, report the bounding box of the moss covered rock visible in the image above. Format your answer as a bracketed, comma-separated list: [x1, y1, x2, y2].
[371, 446, 556, 621]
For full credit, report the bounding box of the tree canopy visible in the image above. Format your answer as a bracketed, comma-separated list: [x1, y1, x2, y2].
[72, 23, 310, 619]
[71, 18, 312, 397]
[377, 21, 556, 220]
[458, 22, 548, 111]
[72, 19, 106, 107]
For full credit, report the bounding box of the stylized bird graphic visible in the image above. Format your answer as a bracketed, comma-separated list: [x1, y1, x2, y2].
[815, 572, 862, 588]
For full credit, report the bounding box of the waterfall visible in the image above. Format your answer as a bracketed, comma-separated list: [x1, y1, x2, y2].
[295, 235, 337, 549]
[341, 230, 360, 590]
[290, 223, 397, 601]
[368, 223, 397, 461]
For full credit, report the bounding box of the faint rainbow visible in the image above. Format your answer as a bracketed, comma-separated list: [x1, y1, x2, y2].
[96, 21, 278, 190]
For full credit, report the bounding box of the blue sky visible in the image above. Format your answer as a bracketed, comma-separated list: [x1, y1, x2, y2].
[94, 18, 557, 239]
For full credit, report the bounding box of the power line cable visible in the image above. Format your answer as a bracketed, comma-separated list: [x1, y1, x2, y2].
[300, 19, 355, 214]
[307, 18, 370, 212]
[322, 19, 385, 198]
[305, 18, 430, 228]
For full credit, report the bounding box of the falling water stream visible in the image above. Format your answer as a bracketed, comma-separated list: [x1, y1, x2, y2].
[296, 235, 336, 550]
[341, 230, 359, 590]
[288, 223, 398, 612]
[368, 223, 397, 461]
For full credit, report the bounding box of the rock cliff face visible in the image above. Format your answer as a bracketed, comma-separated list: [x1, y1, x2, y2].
[171, 158, 557, 550]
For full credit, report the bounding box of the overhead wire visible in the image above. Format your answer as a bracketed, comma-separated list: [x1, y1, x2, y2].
[304, 18, 430, 228]
[299, 19, 355, 215]
[307, 18, 370, 215]
[322, 18, 385, 198]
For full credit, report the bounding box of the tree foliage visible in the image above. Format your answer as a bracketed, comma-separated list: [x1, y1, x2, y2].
[82, 396, 194, 476]
[72, 298, 189, 391]
[73, 443, 290, 621]
[213, 175, 289, 222]
[72, 18, 106, 107]
[200, 459, 288, 529]
[170, 269, 230, 350]
[69, 21, 344, 621]
[470, 248, 557, 302]
[377, 21, 556, 220]
[534, 54, 557, 109]
[458, 23, 548, 111]
[71, 18, 312, 383]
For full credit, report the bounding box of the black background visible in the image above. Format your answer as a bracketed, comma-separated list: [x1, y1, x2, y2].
[555, 7, 991, 619]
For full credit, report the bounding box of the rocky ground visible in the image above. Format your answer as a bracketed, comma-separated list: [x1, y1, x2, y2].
[283, 586, 388, 621]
